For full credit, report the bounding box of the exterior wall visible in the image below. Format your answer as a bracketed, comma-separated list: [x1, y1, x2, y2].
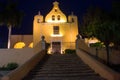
[0, 48, 34, 66]
[33, 1, 79, 53]
[76, 49, 120, 80]
[10, 1, 78, 52]
[1, 50, 46, 80]
[11, 35, 33, 48]
[33, 2, 78, 53]
[33, 21, 78, 52]
[77, 39, 120, 65]
[1, 40, 46, 80]
[45, 1, 67, 23]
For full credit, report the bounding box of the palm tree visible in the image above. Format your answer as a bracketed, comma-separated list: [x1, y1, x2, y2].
[0, 0, 23, 49]
[112, 0, 120, 49]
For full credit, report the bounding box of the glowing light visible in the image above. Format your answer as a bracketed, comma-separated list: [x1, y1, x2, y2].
[29, 42, 33, 48]
[14, 42, 26, 49]
[88, 38, 99, 44]
[85, 37, 100, 44]
[51, 34, 63, 37]
[47, 48, 52, 54]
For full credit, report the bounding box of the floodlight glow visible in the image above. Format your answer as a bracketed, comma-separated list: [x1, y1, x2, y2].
[51, 34, 63, 37]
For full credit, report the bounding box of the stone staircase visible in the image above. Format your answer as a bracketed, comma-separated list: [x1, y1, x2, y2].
[23, 54, 105, 80]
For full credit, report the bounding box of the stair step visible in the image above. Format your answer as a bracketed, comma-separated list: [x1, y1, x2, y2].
[32, 67, 93, 71]
[23, 54, 105, 80]
[25, 76, 104, 80]
[32, 70, 94, 73]
[32, 72, 99, 77]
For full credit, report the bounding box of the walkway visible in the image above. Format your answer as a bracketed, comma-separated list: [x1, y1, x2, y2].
[23, 53, 105, 80]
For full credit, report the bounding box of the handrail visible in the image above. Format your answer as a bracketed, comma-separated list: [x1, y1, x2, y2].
[1, 50, 46, 80]
[76, 49, 120, 80]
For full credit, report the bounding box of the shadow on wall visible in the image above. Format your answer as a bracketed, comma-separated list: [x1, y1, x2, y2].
[14, 42, 33, 49]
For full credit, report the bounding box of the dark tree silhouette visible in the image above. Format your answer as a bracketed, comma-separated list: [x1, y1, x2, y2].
[0, 0, 23, 48]
[80, 6, 120, 64]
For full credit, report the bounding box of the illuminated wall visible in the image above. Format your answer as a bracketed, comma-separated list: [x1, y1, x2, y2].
[45, 1, 67, 23]
[33, 1, 78, 53]
[11, 35, 33, 48]
[14, 42, 26, 49]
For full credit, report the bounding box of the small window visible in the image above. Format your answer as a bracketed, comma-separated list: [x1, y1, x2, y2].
[37, 19, 40, 23]
[55, 9, 57, 12]
[71, 18, 74, 22]
[53, 26, 59, 34]
[57, 15, 60, 20]
[52, 15, 55, 20]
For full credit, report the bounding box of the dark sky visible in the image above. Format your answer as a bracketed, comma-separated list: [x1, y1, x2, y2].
[0, 0, 112, 37]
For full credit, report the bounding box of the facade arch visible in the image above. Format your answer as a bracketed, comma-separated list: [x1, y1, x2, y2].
[14, 42, 26, 49]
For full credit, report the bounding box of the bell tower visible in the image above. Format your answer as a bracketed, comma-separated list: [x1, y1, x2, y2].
[45, 1, 67, 23]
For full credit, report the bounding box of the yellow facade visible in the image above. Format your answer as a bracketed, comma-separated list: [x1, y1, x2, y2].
[33, 1, 78, 53]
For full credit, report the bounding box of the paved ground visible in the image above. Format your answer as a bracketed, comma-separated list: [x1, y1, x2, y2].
[23, 53, 105, 80]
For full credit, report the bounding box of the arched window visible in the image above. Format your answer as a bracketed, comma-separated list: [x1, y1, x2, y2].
[57, 15, 60, 20]
[52, 15, 55, 20]
[29, 42, 33, 48]
[55, 9, 57, 12]
[14, 42, 26, 49]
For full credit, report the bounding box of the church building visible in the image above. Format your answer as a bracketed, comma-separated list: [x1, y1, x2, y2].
[33, 1, 78, 53]
[11, 1, 78, 54]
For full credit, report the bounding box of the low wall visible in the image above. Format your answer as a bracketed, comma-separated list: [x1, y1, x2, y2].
[0, 48, 35, 66]
[33, 41, 42, 54]
[77, 39, 120, 64]
[0, 39, 46, 80]
[76, 49, 120, 80]
[1, 50, 46, 80]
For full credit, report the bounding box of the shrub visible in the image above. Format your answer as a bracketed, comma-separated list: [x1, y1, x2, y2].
[90, 42, 104, 47]
[65, 49, 76, 54]
[0, 62, 19, 70]
[6, 63, 19, 70]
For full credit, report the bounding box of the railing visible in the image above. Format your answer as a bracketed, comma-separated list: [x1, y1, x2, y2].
[1, 36, 47, 80]
[1, 50, 46, 80]
[76, 38, 120, 80]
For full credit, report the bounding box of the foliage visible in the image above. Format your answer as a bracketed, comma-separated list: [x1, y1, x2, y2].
[80, 6, 120, 64]
[65, 49, 76, 54]
[0, 0, 24, 48]
[80, 7, 102, 38]
[90, 42, 104, 48]
[0, 62, 19, 70]
[111, 0, 120, 49]
[0, 0, 23, 27]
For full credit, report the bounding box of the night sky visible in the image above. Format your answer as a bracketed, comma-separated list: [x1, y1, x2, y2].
[0, 0, 112, 45]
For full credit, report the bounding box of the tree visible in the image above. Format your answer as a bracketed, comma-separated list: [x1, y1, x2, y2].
[93, 17, 115, 64]
[80, 6, 119, 64]
[111, 0, 120, 49]
[0, 0, 23, 49]
[80, 7, 102, 38]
